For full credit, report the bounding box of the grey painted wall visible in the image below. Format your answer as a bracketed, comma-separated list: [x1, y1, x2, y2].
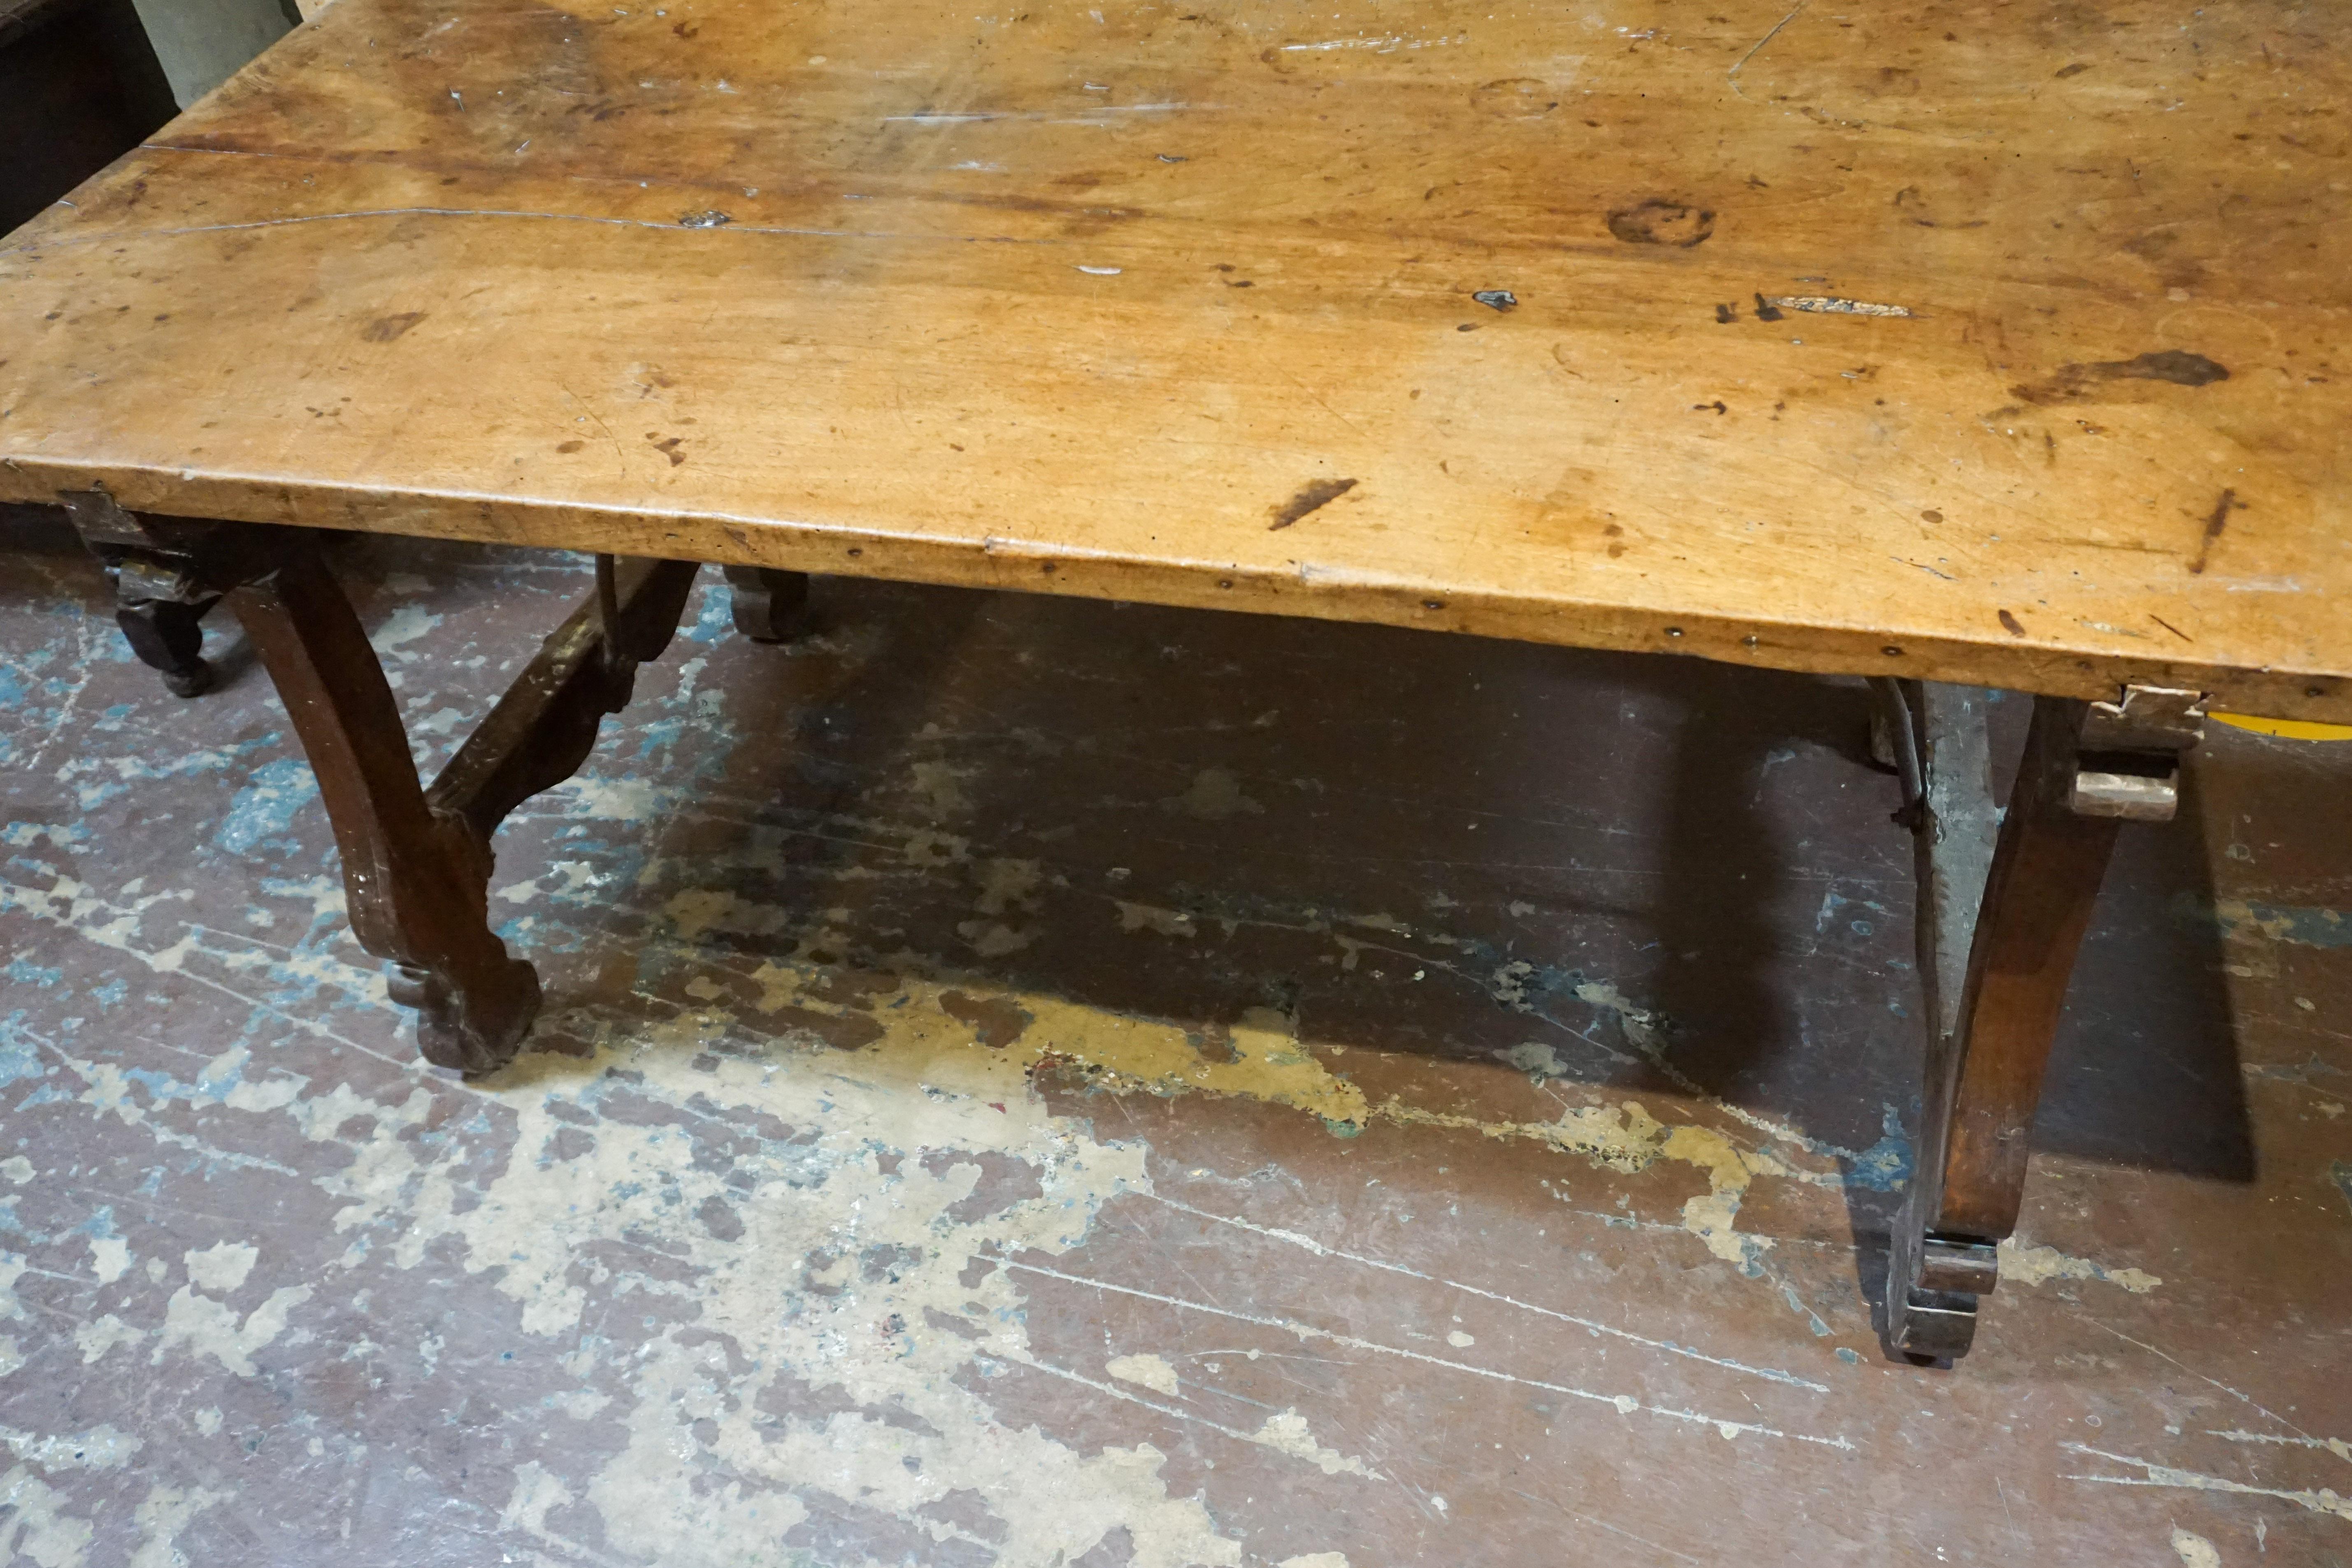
[127, 0, 296, 106]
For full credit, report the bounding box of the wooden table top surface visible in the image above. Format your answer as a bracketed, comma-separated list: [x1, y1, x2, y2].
[1, 0, 2346, 719]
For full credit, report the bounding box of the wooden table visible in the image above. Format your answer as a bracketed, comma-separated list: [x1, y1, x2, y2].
[4, 0, 2344, 1364]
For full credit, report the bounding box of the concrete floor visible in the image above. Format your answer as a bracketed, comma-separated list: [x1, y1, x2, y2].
[0, 512, 2347, 1567]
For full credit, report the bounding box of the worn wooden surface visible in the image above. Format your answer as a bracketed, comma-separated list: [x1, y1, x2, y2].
[1, 0, 2347, 718]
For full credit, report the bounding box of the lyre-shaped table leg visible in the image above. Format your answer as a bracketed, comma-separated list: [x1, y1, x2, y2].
[1885, 684, 2205, 1361]
[225, 539, 542, 1072]
[62, 490, 705, 1074]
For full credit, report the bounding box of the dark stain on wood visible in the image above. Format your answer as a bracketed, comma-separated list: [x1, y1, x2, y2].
[2011, 349, 2230, 405]
[2189, 488, 2241, 574]
[1999, 609, 2025, 636]
[1606, 199, 1713, 247]
[360, 312, 424, 342]
[1269, 476, 1358, 529]
[774, 1004, 886, 1051]
[941, 990, 1034, 1048]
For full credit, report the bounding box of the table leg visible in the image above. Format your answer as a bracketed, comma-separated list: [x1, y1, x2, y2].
[224, 538, 544, 1071]
[722, 564, 812, 642]
[1884, 684, 2205, 1361]
[58, 491, 700, 1073]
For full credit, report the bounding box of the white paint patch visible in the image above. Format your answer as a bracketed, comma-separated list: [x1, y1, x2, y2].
[555, 775, 664, 820]
[1162, 767, 1264, 819]
[1446, 1330, 1475, 1348]
[1999, 1238, 2161, 1293]
[501, 1460, 574, 1536]
[2066, 1443, 2352, 1522]
[1107, 1352, 1182, 1396]
[183, 1241, 258, 1292]
[0, 1422, 142, 1470]
[153, 1283, 313, 1377]
[909, 759, 973, 817]
[0, 1158, 30, 1184]
[73, 1315, 141, 1365]
[1278, 1555, 1353, 1568]
[1247, 1410, 1381, 1480]
[127, 1482, 231, 1568]
[0, 1466, 93, 1566]
[2207, 1428, 2352, 1462]
[368, 602, 442, 656]
[2171, 1527, 2221, 1568]
[1117, 901, 1198, 938]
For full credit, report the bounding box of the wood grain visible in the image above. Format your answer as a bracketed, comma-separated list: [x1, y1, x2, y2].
[2, 0, 2346, 718]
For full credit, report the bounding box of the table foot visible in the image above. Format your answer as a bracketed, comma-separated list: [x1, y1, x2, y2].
[723, 564, 813, 642]
[390, 957, 542, 1074]
[1880, 681, 2204, 1363]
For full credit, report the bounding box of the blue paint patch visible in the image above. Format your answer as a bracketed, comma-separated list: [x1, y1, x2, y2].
[218, 757, 321, 855]
[1781, 1280, 1831, 1335]
[91, 979, 127, 1009]
[1835, 1346, 1861, 1365]
[1, 821, 90, 851]
[2237, 902, 2352, 948]
[681, 586, 735, 645]
[2334, 1161, 2352, 1216]
[2, 959, 61, 988]
[1841, 1106, 1914, 1193]
[0, 1016, 46, 1087]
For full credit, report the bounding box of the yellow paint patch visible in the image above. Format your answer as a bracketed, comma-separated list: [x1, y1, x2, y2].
[2210, 712, 2352, 741]
[1999, 1239, 2161, 1294]
[717, 956, 1794, 1270]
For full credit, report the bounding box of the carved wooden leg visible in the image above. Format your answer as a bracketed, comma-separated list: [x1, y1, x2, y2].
[1886, 685, 2205, 1361]
[58, 488, 701, 1074]
[723, 564, 812, 642]
[224, 539, 546, 1072]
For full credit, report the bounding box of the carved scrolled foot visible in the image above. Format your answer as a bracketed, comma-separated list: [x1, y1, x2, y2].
[1890, 1288, 1979, 1363]
[723, 565, 813, 643]
[1886, 1229, 1993, 1362]
[389, 956, 543, 1076]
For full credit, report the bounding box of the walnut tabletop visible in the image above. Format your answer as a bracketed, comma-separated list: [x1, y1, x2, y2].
[1, 0, 2346, 719]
